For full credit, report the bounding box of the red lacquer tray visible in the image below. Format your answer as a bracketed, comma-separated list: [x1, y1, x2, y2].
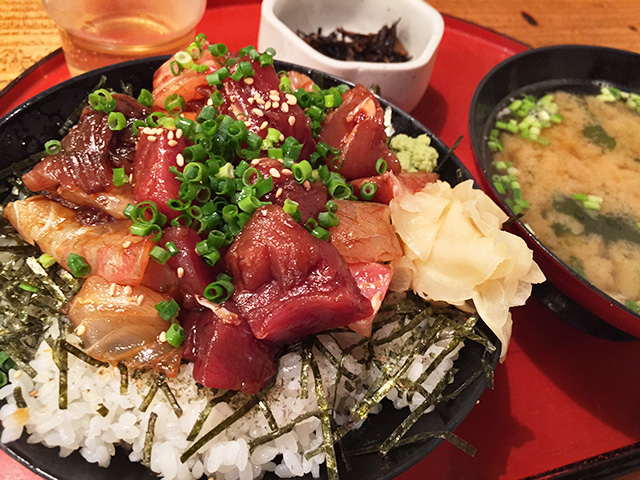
[1, 2, 639, 479]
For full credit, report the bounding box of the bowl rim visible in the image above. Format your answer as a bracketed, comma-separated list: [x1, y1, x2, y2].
[468, 43, 640, 334]
[260, 0, 445, 72]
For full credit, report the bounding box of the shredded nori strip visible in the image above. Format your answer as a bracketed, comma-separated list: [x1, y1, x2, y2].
[13, 385, 27, 409]
[257, 393, 279, 432]
[348, 315, 446, 427]
[299, 340, 312, 399]
[347, 429, 476, 457]
[313, 337, 358, 382]
[56, 339, 68, 410]
[308, 356, 339, 480]
[61, 340, 110, 368]
[118, 362, 128, 394]
[250, 410, 322, 451]
[180, 395, 260, 463]
[159, 382, 183, 418]
[186, 390, 237, 441]
[96, 403, 109, 417]
[139, 374, 164, 412]
[142, 412, 158, 467]
[379, 368, 457, 455]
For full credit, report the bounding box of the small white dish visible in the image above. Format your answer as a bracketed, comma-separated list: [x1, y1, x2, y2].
[258, 0, 444, 112]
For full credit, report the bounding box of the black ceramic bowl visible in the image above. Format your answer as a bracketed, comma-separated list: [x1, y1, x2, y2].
[469, 45, 640, 340]
[0, 57, 499, 480]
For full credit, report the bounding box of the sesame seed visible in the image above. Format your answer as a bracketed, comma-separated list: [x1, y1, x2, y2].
[207, 98, 214, 106]
[168, 139, 178, 147]
[272, 101, 279, 109]
[269, 93, 280, 102]
[286, 93, 297, 105]
[75, 324, 86, 336]
[154, 128, 163, 136]
[122, 240, 131, 248]
[252, 108, 265, 117]
[275, 187, 283, 198]
[176, 153, 185, 167]
[43, 346, 52, 353]
[281, 168, 292, 175]
[176, 129, 183, 139]
[288, 115, 296, 126]
[281, 102, 290, 113]
[147, 135, 157, 142]
[244, 77, 254, 85]
[251, 158, 261, 165]
[142, 127, 153, 135]
[279, 134, 285, 142]
[29, 390, 38, 397]
[264, 101, 271, 110]
[124, 285, 133, 296]
[13, 371, 22, 379]
[230, 95, 236, 102]
[129, 174, 133, 183]
[270, 89, 279, 96]
[136, 294, 145, 305]
[303, 180, 311, 190]
[159, 331, 167, 343]
[248, 97, 255, 104]
[255, 95, 265, 105]
[260, 121, 269, 130]
[109, 283, 117, 296]
[269, 167, 281, 178]
[244, 120, 252, 127]
[167, 130, 174, 140]
[177, 267, 185, 278]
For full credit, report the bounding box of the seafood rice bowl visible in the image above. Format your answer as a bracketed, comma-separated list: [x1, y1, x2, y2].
[0, 35, 543, 480]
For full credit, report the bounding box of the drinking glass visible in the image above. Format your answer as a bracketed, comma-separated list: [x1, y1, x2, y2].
[42, 0, 207, 76]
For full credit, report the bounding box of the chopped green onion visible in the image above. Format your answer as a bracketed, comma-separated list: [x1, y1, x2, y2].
[138, 88, 154, 107]
[237, 195, 261, 213]
[328, 180, 352, 200]
[154, 299, 180, 321]
[208, 43, 228, 57]
[170, 61, 183, 76]
[203, 273, 235, 303]
[165, 242, 179, 256]
[164, 94, 186, 117]
[66, 253, 91, 278]
[149, 246, 171, 265]
[360, 182, 377, 201]
[112, 167, 128, 187]
[165, 324, 185, 347]
[292, 160, 312, 183]
[38, 253, 56, 268]
[206, 67, 230, 86]
[318, 211, 339, 228]
[19, 282, 38, 293]
[44, 139, 62, 155]
[88, 88, 117, 113]
[107, 111, 127, 131]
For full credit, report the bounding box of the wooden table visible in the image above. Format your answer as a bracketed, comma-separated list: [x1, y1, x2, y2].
[0, 1, 639, 480]
[2, 0, 640, 90]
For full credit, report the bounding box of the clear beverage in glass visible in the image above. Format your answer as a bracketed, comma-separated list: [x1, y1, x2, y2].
[42, 0, 206, 75]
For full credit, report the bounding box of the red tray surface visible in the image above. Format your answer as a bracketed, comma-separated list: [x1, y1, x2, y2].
[0, 2, 639, 479]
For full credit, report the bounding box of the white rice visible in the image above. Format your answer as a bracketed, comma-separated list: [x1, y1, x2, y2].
[0, 307, 462, 480]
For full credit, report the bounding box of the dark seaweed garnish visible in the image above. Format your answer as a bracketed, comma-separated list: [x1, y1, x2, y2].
[298, 21, 410, 63]
[583, 124, 616, 150]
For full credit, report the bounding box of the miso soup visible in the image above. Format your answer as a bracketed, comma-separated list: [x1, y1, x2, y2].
[489, 88, 640, 312]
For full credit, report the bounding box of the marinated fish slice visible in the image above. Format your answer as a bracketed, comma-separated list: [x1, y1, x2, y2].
[4, 196, 152, 285]
[68, 275, 181, 377]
